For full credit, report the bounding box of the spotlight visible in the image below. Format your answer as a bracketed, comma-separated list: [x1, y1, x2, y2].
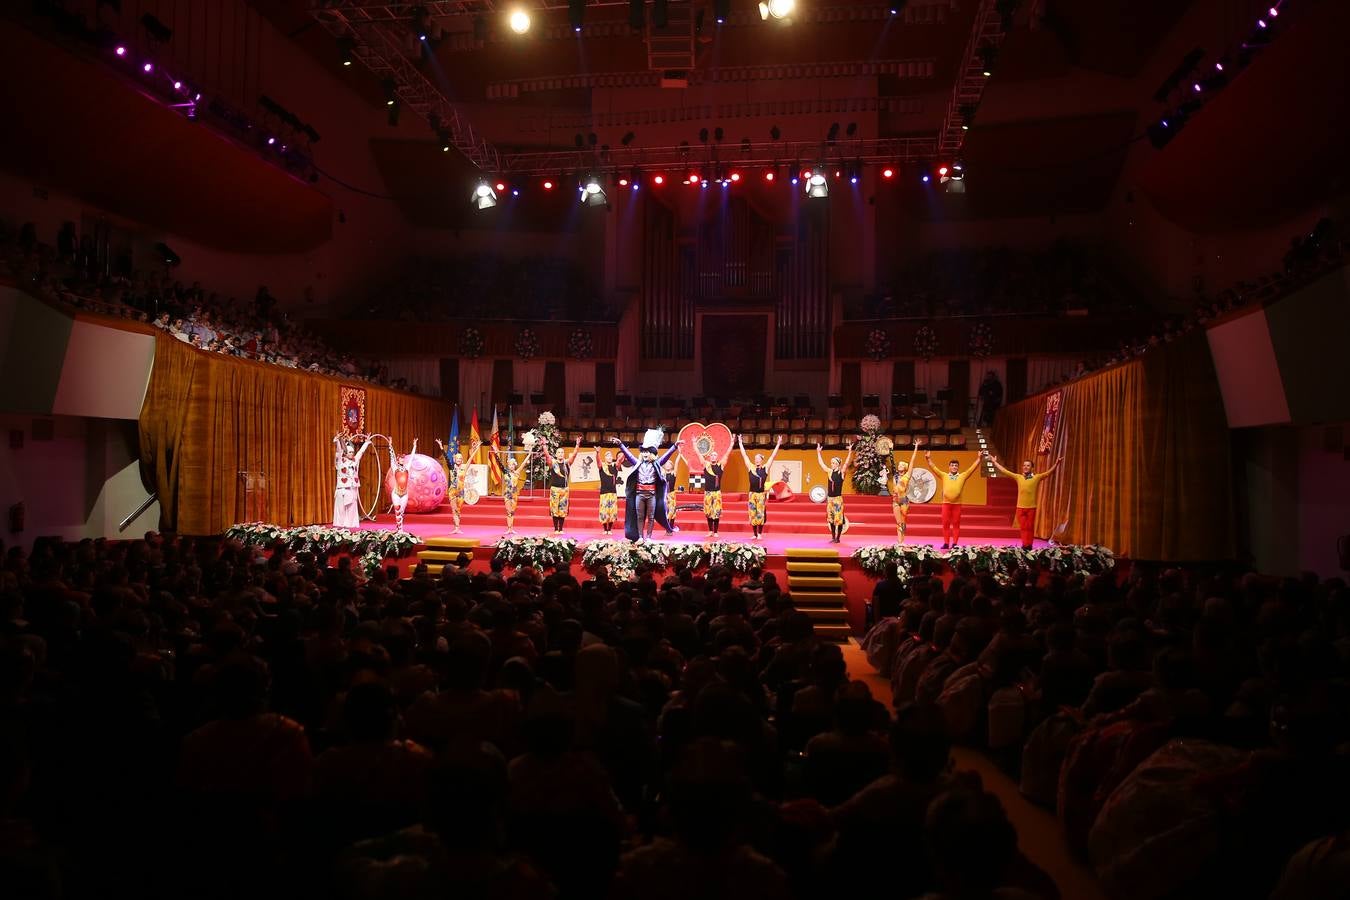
[383, 78, 397, 106]
[508, 8, 531, 34]
[568, 0, 585, 32]
[173, 80, 182, 90]
[438, 129, 451, 151]
[689, 173, 701, 184]
[764, 170, 775, 181]
[337, 37, 354, 66]
[950, 160, 965, 181]
[143, 61, 154, 73]
[114, 45, 126, 57]
[1268, 5, 1278, 16]
[938, 165, 949, 177]
[960, 104, 976, 130]
[473, 180, 498, 210]
[920, 171, 930, 183]
[387, 100, 400, 126]
[653, 174, 665, 185]
[619, 177, 630, 186]
[882, 167, 894, 179]
[714, 0, 729, 25]
[495, 181, 506, 192]
[267, 136, 276, 145]
[543, 180, 554, 189]
[582, 175, 607, 206]
[769, 0, 796, 17]
[729, 172, 741, 182]
[979, 45, 997, 77]
[805, 170, 828, 199]
[512, 189, 520, 197]
[629, 167, 642, 189]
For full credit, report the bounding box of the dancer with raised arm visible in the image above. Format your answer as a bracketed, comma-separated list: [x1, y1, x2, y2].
[988, 452, 1064, 550]
[435, 438, 466, 535]
[737, 434, 783, 541]
[663, 455, 681, 534]
[332, 433, 372, 528]
[501, 450, 529, 536]
[694, 444, 724, 538]
[614, 429, 682, 541]
[925, 449, 983, 549]
[815, 441, 855, 544]
[387, 438, 418, 532]
[596, 446, 620, 536]
[544, 437, 583, 534]
[882, 440, 922, 544]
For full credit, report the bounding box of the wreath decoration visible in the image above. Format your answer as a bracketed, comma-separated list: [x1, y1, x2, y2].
[458, 326, 485, 359]
[968, 321, 994, 359]
[914, 325, 939, 361]
[567, 328, 593, 360]
[515, 327, 540, 361]
[864, 328, 891, 361]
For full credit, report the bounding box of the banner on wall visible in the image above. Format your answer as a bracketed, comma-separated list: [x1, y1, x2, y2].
[570, 449, 600, 484]
[340, 386, 367, 436]
[1037, 390, 1062, 455]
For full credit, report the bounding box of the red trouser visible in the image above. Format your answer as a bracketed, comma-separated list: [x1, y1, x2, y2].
[941, 502, 962, 544]
[1016, 506, 1036, 548]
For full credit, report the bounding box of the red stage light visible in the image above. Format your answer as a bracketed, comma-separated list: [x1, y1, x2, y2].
[764, 171, 775, 181]
[495, 182, 506, 192]
[653, 174, 665, 185]
[882, 168, 894, 179]
[689, 173, 701, 184]
[543, 180, 554, 189]
[938, 166, 949, 177]
[729, 172, 741, 182]
[618, 178, 629, 186]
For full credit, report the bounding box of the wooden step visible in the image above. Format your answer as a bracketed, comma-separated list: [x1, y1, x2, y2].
[421, 537, 480, 549]
[416, 549, 480, 562]
[787, 575, 845, 590]
[815, 623, 852, 642]
[786, 560, 842, 574]
[784, 547, 841, 560]
[790, 589, 846, 603]
[797, 606, 849, 622]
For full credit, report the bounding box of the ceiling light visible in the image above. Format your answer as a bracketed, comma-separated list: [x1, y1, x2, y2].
[508, 8, 531, 34]
[473, 180, 498, 210]
[805, 170, 828, 199]
[768, 0, 795, 18]
[582, 175, 607, 206]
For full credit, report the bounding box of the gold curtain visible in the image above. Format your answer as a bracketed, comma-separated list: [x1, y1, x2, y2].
[991, 332, 1232, 560]
[139, 336, 452, 535]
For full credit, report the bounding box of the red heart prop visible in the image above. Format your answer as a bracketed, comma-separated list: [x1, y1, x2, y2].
[677, 422, 733, 475]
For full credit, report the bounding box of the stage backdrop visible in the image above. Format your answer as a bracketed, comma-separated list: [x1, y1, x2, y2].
[991, 332, 1232, 561]
[701, 314, 767, 398]
[139, 336, 452, 535]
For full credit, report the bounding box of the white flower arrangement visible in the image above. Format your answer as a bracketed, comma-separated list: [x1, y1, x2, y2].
[668, 541, 767, 574]
[582, 539, 670, 582]
[851, 543, 1116, 579]
[522, 430, 538, 449]
[537, 411, 556, 427]
[225, 523, 418, 576]
[493, 535, 577, 569]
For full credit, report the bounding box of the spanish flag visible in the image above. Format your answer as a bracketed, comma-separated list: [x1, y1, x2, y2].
[468, 407, 483, 464]
[487, 406, 502, 486]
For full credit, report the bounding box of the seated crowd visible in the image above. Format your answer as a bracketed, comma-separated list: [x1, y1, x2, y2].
[851, 241, 1142, 320]
[357, 255, 615, 323]
[2, 533, 1075, 900]
[0, 218, 411, 390]
[862, 559, 1350, 898]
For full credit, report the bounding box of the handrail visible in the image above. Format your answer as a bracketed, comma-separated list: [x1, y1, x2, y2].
[119, 494, 158, 533]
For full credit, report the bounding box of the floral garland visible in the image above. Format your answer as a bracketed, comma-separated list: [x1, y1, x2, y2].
[968, 321, 994, 359]
[493, 535, 577, 570]
[581, 539, 669, 582]
[851, 414, 886, 495]
[667, 541, 767, 574]
[865, 328, 891, 361]
[526, 411, 561, 482]
[852, 543, 1116, 582]
[225, 523, 418, 576]
[914, 325, 939, 361]
[515, 328, 540, 360]
[567, 328, 593, 360]
[459, 327, 485, 359]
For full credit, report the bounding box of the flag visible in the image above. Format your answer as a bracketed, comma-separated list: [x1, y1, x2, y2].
[488, 406, 502, 486]
[469, 407, 483, 463]
[448, 405, 460, 454]
[507, 406, 515, 449]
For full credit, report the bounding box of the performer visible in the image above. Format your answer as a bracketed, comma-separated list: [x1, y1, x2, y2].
[614, 430, 682, 541]
[815, 442, 855, 544]
[501, 450, 529, 535]
[435, 438, 466, 534]
[988, 453, 1064, 550]
[543, 438, 583, 534]
[693, 445, 724, 538]
[387, 438, 418, 532]
[925, 449, 982, 549]
[663, 456, 681, 533]
[736, 434, 783, 541]
[882, 440, 921, 544]
[332, 433, 372, 528]
[596, 446, 620, 536]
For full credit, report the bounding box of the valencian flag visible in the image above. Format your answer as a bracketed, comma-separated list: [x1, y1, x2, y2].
[469, 407, 483, 464]
[488, 406, 503, 486]
[447, 405, 460, 453]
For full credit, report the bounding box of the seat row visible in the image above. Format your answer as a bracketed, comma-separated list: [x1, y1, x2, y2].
[507, 430, 968, 451]
[548, 415, 965, 436]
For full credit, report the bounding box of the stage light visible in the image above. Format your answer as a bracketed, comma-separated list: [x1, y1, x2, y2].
[950, 160, 965, 181]
[582, 176, 607, 206]
[882, 167, 894, 179]
[759, 2, 770, 19]
[115, 45, 126, 57]
[921, 172, 930, 183]
[850, 174, 858, 184]
[383, 79, 396, 106]
[569, 0, 585, 31]
[770, 0, 796, 16]
[508, 8, 531, 34]
[764, 170, 775, 181]
[173, 80, 182, 90]
[267, 136, 276, 145]
[714, 0, 728, 24]
[980, 45, 997, 77]
[473, 180, 498, 210]
[619, 177, 629, 187]
[938, 165, 949, 177]
[543, 180, 554, 189]
[143, 61, 154, 73]
[729, 172, 741, 182]
[689, 173, 700, 184]
[337, 37, 354, 66]
[805, 170, 828, 199]
[438, 129, 451, 152]
[653, 174, 665, 185]
[495, 181, 506, 192]
[1268, 6, 1278, 16]
[512, 189, 520, 197]
[1193, 82, 1202, 92]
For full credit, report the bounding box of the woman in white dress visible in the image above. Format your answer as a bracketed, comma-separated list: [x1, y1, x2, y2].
[333, 433, 373, 527]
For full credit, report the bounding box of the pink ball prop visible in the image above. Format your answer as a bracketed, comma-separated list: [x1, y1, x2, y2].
[383, 453, 446, 514]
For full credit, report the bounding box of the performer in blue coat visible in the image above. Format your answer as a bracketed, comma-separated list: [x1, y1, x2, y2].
[614, 429, 683, 541]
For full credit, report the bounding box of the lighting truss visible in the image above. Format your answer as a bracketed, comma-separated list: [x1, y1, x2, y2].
[496, 137, 939, 177]
[936, 0, 1007, 159]
[309, 3, 501, 170]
